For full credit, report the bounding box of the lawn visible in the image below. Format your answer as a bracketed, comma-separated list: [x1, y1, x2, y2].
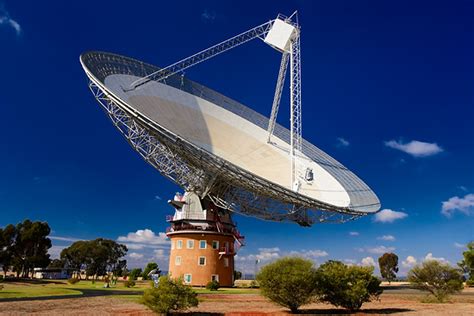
[0, 279, 258, 300]
[0, 279, 149, 299]
[0, 281, 81, 299]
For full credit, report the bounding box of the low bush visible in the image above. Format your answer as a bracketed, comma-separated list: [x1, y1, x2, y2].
[206, 280, 220, 291]
[124, 280, 136, 288]
[257, 257, 318, 313]
[141, 276, 198, 313]
[316, 260, 383, 311]
[67, 277, 80, 285]
[0, 275, 4, 282]
[408, 260, 463, 302]
[466, 279, 474, 287]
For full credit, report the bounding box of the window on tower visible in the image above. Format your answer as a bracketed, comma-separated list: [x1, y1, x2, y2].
[177, 240, 183, 249]
[212, 240, 219, 249]
[211, 274, 219, 282]
[187, 240, 194, 249]
[175, 256, 182, 266]
[184, 274, 192, 284]
[224, 257, 229, 267]
[199, 240, 207, 249]
[198, 256, 206, 266]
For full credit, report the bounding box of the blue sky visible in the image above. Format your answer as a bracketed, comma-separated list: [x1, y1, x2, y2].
[1, 1, 473, 275]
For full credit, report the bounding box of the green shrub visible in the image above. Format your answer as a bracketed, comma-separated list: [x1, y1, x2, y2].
[67, 277, 80, 285]
[124, 280, 136, 288]
[316, 260, 383, 311]
[249, 280, 259, 288]
[466, 279, 474, 287]
[129, 268, 142, 281]
[408, 260, 463, 302]
[141, 276, 198, 313]
[206, 280, 220, 291]
[256, 257, 318, 313]
[0, 275, 4, 282]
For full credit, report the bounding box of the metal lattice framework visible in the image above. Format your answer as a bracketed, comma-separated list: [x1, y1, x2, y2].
[81, 51, 380, 226]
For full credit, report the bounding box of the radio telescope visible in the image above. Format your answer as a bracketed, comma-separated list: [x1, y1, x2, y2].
[80, 12, 380, 227]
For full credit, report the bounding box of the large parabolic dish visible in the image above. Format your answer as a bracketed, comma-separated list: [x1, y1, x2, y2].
[80, 50, 380, 225]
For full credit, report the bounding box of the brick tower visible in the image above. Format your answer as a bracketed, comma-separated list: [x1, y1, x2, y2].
[166, 192, 244, 287]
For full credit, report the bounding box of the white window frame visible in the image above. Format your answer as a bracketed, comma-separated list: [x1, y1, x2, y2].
[223, 257, 229, 267]
[198, 256, 206, 266]
[187, 240, 194, 249]
[212, 240, 219, 250]
[184, 274, 192, 284]
[199, 240, 207, 249]
[177, 240, 183, 249]
[175, 256, 182, 266]
[211, 274, 219, 282]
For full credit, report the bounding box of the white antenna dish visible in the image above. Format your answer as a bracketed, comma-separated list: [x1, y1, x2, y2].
[80, 13, 380, 226]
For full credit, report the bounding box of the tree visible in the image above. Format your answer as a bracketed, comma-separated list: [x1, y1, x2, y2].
[378, 253, 399, 284]
[458, 241, 474, 282]
[61, 240, 90, 279]
[61, 238, 127, 280]
[12, 220, 51, 277]
[316, 260, 383, 311]
[142, 262, 158, 280]
[233, 270, 242, 280]
[141, 276, 198, 313]
[408, 260, 464, 302]
[0, 224, 16, 277]
[113, 260, 127, 277]
[256, 257, 318, 313]
[129, 268, 143, 280]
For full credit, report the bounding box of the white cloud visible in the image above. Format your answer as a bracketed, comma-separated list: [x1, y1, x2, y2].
[424, 253, 449, 264]
[459, 186, 468, 192]
[0, 5, 21, 36]
[153, 249, 166, 260]
[128, 252, 144, 259]
[124, 243, 145, 250]
[49, 236, 82, 242]
[454, 242, 465, 249]
[385, 140, 443, 157]
[344, 259, 357, 265]
[349, 231, 359, 236]
[291, 249, 329, 259]
[48, 245, 66, 259]
[402, 255, 417, 268]
[258, 247, 280, 252]
[374, 209, 408, 223]
[337, 137, 350, 147]
[117, 229, 169, 245]
[236, 248, 328, 273]
[441, 193, 474, 217]
[365, 245, 396, 254]
[361, 256, 376, 267]
[377, 235, 395, 241]
[154, 195, 162, 200]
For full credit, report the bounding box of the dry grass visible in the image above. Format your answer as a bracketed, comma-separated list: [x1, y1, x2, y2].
[0, 282, 473, 315]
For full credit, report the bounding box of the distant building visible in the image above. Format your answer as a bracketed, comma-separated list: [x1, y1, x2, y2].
[33, 267, 73, 279]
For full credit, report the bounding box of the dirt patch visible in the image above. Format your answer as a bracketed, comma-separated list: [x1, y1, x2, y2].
[0, 291, 473, 315]
[0, 297, 153, 316]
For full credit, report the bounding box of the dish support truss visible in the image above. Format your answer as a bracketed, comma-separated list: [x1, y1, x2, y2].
[87, 79, 364, 226]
